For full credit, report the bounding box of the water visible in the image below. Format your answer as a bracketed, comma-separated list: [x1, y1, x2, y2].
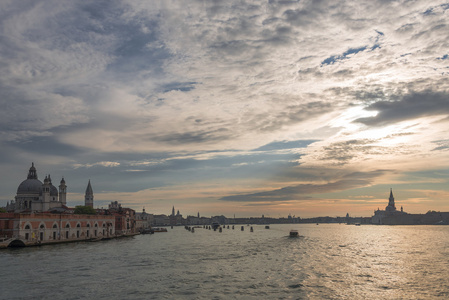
[2, 224, 449, 299]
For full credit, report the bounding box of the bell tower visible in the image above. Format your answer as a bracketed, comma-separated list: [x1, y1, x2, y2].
[385, 188, 396, 212]
[85, 180, 94, 208]
[59, 177, 67, 205]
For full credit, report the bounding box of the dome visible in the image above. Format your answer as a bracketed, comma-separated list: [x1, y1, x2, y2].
[17, 179, 43, 195]
[50, 184, 58, 196]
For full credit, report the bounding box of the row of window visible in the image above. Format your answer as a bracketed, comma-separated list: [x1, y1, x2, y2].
[24, 222, 107, 230]
[24, 228, 113, 241]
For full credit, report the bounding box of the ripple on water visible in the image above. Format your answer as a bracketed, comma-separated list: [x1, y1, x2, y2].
[2, 224, 449, 299]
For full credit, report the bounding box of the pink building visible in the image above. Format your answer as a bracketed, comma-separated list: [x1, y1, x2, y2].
[0, 213, 115, 247]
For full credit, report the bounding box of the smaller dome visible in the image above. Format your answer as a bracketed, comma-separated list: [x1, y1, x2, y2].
[50, 184, 58, 196]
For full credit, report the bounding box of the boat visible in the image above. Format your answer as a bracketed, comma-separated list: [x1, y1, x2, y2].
[139, 228, 154, 234]
[289, 230, 299, 237]
[152, 227, 168, 232]
[265, 225, 270, 229]
[211, 222, 220, 230]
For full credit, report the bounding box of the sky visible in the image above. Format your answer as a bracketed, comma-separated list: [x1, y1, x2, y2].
[1, 0, 448, 218]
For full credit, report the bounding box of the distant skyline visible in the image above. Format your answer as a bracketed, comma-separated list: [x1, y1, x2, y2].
[1, 1, 448, 218]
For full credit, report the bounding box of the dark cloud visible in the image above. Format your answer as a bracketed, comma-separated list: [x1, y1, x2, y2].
[253, 139, 317, 151]
[355, 91, 449, 126]
[152, 128, 233, 145]
[11, 136, 83, 157]
[220, 170, 387, 202]
[432, 139, 449, 151]
[161, 82, 197, 93]
[247, 101, 334, 132]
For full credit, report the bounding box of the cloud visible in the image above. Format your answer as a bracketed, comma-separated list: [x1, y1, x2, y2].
[355, 91, 449, 126]
[253, 139, 317, 151]
[220, 170, 387, 202]
[73, 161, 121, 169]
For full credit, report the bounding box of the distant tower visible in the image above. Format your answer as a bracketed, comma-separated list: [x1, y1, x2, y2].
[172, 206, 175, 217]
[385, 188, 396, 212]
[59, 177, 67, 205]
[85, 180, 94, 208]
[197, 212, 200, 218]
[42, 175, 51, 207]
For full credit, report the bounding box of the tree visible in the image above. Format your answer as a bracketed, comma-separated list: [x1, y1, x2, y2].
[0, 207, 6, 213]
[74, 205, 96, 215]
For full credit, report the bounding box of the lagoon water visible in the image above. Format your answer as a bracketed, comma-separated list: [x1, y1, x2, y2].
[2, 224, 449, 299]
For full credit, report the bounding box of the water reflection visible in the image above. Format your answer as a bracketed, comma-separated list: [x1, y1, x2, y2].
[1, 224, 449, 299]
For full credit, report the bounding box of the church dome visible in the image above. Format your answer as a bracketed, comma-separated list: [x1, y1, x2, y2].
[17, 178, 43, 195]
[17, 163, 43, 195]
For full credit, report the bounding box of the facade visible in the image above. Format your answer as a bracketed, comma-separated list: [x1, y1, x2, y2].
[169, 206, 183, 225]
[136, 208, 153, 231]
[108, 201, 137, 235]
[153, 214, 170, 226]
[0, 213, 115, 246]
[0, 163, 127, 248]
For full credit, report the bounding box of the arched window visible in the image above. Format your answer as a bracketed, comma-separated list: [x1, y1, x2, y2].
[25, 224, 31, 230]
[40, 224, 45, 229]
[53, 224, 57, 229]
[65, 223, 70, 228]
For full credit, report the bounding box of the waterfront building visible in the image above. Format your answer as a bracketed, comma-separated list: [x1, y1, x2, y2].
[136, 208, 153, 231]
[372, 189, 407, 224]
[0, 163, 120, 247]
[371, 190, 449, 225]
[169, 206, 183, 225]
[108, 201, 137, 235]
[0, 213, 114, 246]
[153, 214, 170, 226]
